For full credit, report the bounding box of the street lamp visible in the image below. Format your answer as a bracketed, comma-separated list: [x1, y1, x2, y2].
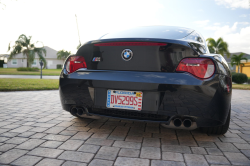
[39, 60, 44, 79]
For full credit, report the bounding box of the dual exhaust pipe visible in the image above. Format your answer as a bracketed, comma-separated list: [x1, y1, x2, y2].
[173, 118, 192, 128]
[70, 107, 87, 116]
[71, 107, 193, 128]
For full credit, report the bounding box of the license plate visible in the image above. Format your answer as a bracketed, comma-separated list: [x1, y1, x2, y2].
[106, 90, 143, 111]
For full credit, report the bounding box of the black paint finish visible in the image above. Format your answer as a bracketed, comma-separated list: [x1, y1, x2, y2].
[59, 26, 232, 128]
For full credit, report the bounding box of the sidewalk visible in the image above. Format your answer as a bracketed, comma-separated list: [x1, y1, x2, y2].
[0, 75, 59, 79]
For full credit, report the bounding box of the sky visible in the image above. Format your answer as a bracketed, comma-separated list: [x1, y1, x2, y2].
[0, 0, 249, 54]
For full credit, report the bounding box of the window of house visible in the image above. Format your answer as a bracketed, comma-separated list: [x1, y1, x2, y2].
[12, 59, 17, 65]
[32, 59, 37, 66]
[21, 59, 24, 63]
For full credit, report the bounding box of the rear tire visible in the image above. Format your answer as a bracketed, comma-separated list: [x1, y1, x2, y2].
[202, 108, 231, 135]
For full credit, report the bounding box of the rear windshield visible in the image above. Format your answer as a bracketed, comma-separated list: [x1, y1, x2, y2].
[100, 26, 194, 40]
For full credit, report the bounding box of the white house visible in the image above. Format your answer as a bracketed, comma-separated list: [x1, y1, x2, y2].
[6, 46, 65, 69]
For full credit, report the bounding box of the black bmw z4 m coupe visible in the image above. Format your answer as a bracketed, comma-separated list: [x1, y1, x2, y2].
[59, 26, 232, 135]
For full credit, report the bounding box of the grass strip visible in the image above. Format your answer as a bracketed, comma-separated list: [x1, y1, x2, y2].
[232, 84, 250, 90]
[0, 78, 59, 91]
[0, 68, 61, 76]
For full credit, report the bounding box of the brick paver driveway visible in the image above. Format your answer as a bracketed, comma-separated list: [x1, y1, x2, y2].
[0, 90, 250, 166]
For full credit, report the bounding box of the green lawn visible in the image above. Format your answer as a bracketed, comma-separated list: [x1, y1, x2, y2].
[0, 68, 61, 76]
[232, 84, 250, 90]
[0, 78, 59, 91]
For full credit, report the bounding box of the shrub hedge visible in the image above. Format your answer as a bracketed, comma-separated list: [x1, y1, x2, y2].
[232, 73, 248, 84]
[17, 67, 39, 71]
[56, 64, 62, 69]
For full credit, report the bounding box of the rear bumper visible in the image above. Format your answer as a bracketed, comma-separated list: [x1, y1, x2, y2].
[59, 69, 231, 127]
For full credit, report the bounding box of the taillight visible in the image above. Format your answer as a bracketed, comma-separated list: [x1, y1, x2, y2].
[176, 58, 215, 79]
[66, 56, 87, 74]
[94, 42, 167, 46]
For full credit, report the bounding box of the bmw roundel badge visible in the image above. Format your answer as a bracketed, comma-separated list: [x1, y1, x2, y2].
[121, 49, 133, 61]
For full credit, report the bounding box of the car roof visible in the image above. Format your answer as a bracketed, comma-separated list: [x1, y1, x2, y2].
[100, 26, 195, 40]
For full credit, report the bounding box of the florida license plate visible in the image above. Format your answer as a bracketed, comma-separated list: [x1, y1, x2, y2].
[106, 90, 143, 111]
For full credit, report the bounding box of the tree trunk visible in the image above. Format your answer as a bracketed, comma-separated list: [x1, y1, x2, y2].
[26, 51, 29, 68]
[238, 65, 240, 73]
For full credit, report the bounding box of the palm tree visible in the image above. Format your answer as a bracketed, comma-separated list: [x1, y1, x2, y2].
[57, 50, 71, 61]
[8, 34, 47, 68]
[206, 37, 230, 58]
[231, 53, 248, 73]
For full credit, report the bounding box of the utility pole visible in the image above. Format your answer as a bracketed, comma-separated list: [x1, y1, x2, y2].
[75, 14, 81, 46]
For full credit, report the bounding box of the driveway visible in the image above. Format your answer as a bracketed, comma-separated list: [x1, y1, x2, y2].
[0, 90, 250, 165]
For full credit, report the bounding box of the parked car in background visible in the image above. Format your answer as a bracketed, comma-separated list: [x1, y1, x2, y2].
[59, 26, 232, 134]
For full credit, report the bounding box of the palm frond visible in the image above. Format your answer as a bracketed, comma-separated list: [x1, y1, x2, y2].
[8, 43, 11, 52]
[231, 62, 236, 67]
[37, 54, 47, 69]
[206, 38, 216, 47]
[34, 47, 47, 68]
[17, 34, 29, 47]
[216, 37, 223, 46]
[57, 49, 71, 60]
[237, 53, 245, 59]
[206, 37, 230, 57]
[230, 53, 248, 72]
[34, 47, 46, 56]
[42, 48, 46, 57]
[8, 34, 31, 60]
[8, 53, 16, 60]
[225, 52, 230, 58]
[206, 38, 217, 53]
[8, 34, 46, 67]
[208, 46, 215, 53]
[8, 45, 23, 59]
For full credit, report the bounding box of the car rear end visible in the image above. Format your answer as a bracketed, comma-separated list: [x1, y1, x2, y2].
[59, 26, 232, 130]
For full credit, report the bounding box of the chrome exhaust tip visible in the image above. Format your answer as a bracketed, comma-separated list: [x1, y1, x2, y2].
[70, 107, 77, 115]
[77, 108, 84, 115]
[183, 119, 192, 128]
[173, 118, 182, 127]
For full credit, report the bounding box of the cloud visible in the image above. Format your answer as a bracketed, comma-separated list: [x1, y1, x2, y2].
[214, 23, 221, 26]
[194, 20, 210, 27]
[215, 0, 249, 9]
[207, 23, 250, 53]
[238, 22, 250, 25]
[240, 14, 248, 17]
[205, 22, 238, 35]
[224, 26, 250, 53]
[216, 22, 238, 37]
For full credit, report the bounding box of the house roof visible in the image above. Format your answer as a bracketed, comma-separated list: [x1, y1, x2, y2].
[224, 52, 250, 63]
[0, 54, 9, 58]
[6, 46, 58, 59]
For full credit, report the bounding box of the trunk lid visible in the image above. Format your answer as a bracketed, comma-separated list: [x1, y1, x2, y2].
[77, 41, 198, 73]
